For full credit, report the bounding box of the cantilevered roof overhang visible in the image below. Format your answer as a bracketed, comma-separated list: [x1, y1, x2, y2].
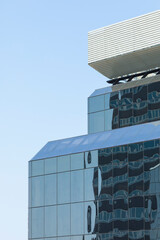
[32, 121, 160, 161]
[88, 10, 160, 79]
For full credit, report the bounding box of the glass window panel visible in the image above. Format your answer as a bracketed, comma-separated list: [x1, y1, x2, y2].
[85, 150, 98, 168]
[105, 93, 111, 110]
[88, 95, 105, 113]
[58, 172, 70, 204]
[58, 204, 70, 236]
[128, 143, 143, 162]
[57, 155, 70, 172]
[32, 160, 44, 176]
[129, 231, 144, 240]
[148, 82, 160, 122]
[113, 146, 128, 166]
[133, 85, 147, 103]
[45, 174, 57, 206]
[71, 203, 84, 235]
[97, 233, 113, 240]
[32, 207, 44, 238]
[32, 176, 44, 207]
[88, 111, 104, 134]
[45, 206, 57, 237]
[28, 208, 31, 239]
[85, 201, 98, 234]
[133, 101, 148, 125]
[98, 200, 113, 234]
[58, 238, 70, 240]
[71, 153, 84, 170]
[71, 170, 84, 202]
[114, 231, 128, 240]
[144, 195, 158, 230]
[109, 92, 119, 109]
[129, 196, 144, 231]
[129, 160, 143, 197]
[29, 178, 31, 208]
[84, 235, 97, 240]
[113, 198, 128, 231]
[71, 237, 83, 240]
[29, 161, 31, 177]
[45, 157, 57, 174]
[119, 104, 133, 128]
[113, 164, 128, 199]
[85, 167, 98, 201]
[105, 108, 118, 131]
[119, 88, 133, 106]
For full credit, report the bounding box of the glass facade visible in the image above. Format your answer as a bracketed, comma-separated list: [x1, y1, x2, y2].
[88, 81, 160, 133]
[29, 138, 160, 240]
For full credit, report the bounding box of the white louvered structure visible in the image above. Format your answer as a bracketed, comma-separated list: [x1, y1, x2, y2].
[88, 10, 160, 79]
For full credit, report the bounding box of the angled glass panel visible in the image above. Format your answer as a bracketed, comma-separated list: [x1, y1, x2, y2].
[45, 174, 57, 206]
[85, 150, 98, 168]
[29, 161, 31, 177]
[71, 202, 84, 235]
[57, 155, 70, 172]
[119, 87, 133, 106]
[32, 207, 44, 238]
[58, 172, 70, 204]
[88, 111, 105, 134]
[133, 85, 147, 103]
[45, 206, 57, 237]
[31, 160, 44, 176]
[28, 208, 31, 239]
[71, 170, 84, 203]
[29, 178, 31, 208]
[98, 200, 113, 234]
[129, 196, 144, 231]
[85, 167, 98, 201]
[99, 148, 113, 201]
[113, 198, 128, 231]
[119, 104, 133, 128]
[133, 101, 148, 125]
[85, 201, 98, 235]
[105, 108, 118, 130]
[71, 152, 84, 170]
[45, 157, 57, 174]
[58, 204, 70, 236]
[31, 176, 44, 207]
[109, 92, 119, 109]
[88, 95, 105, 113]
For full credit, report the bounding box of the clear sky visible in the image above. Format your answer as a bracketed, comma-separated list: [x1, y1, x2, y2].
[0, 0, 159, 239]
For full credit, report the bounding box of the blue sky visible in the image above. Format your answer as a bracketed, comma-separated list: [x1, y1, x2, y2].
[0, 0, 159, 239]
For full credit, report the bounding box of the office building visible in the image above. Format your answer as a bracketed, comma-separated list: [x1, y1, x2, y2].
[29, 10, 160, 240]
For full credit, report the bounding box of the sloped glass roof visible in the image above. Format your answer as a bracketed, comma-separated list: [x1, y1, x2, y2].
[31, 121, 160, 161]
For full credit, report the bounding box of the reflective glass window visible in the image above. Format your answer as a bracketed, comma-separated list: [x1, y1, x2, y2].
[129, 231, 144, 240]
[32, 176, 44, 207]
[109, 92, 119, 109]
[128, 143, 143, 162]
[148, 82, 160, 122]
[84, 235, 97, 240]
[85, 150, 98, 168]
[114, 231, 128, 240]
[71, 237, 84, 240]
[98, 200, 113, 233]
[120, 88, 133, 106]
[71, 153, 84, 170]
[29, 178, 31, 207]
[133, 102, 148, 125]
[71, 170, 84, 202]
[97, 233, 113, 240]
[88, 111, 105, 134]
[57, 155, 70, 172]
[88, 95, 105, 113]
[32, 160, 44, 176]
[119, 104, 133, 127]
[71, 202, 84, 235]
[58, 204, 70, 236]
[85, 201, 98, 234]
[29, 161, 31, 177]
[144, 195, 158, 231]
[32, 207, 44, 238]
[45, 174, 57, 206]
[129, 160, 143, 197]
[45, 157, 57, 174]
[58, 172, 70, 204]
[133, 85, 147, 103]
[113, 198, 128, 231]
[113, 146, 127, 166]
[105, 93, 111, 110]
[28, 209, 31, 238]
[45, 206, 57, 237]
[85, 167, 98, 201]
[105, 108, 118, 130]
[129, 196, 144, 231]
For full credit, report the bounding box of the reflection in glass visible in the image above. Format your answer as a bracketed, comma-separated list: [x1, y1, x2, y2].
[58, 204, 70, 236]
[129, 231, 144, 240]
[85, 201, 98, 234]
[58, 172, 70, 204]
[32, 207, 44, 238]
[133, 85, 147, 103]
[113, 198, 128, 231]
[85, 167, 98, 201]
[32, 176, 44, 207]
[85, 150, 98, 168]
[71, 153, 84, 170]
[45, 174, 57, 205]
[45, 157, 57, 174]
[114, 231, 128, 240]
[109, 92, 119, 109]
[97, 233, 113, 240]
[88, 111, 105, 134]
[71, 170, 84, 202]
[120, 88, 133, 106]
[119, 104, 133, 127]
[32, 160, 44, 176]
[113, 146, 127, 166]
[88, 95, 105, 113]
[105, 108, 118, 130]
[57, 155, 70, 172]
[71, 203, 84, 235]
[129, 196, 144, 231]
[148, 81, 160, 122]
[45, 206, 57, 237]
[85, 234, 97, 240]
[133, 102, 148, 125]
[98, 200, 113, 233]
